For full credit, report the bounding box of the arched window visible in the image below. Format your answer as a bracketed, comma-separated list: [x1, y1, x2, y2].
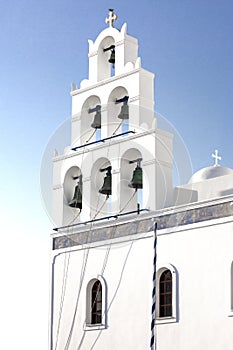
[156, 264, 178, 323]
[85, 276, 107, 329]
[159, 269, 172, 317]
[91, 280, 102, 324]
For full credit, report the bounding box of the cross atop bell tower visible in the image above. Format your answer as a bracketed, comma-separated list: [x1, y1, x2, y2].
[105, 9, 118, 28]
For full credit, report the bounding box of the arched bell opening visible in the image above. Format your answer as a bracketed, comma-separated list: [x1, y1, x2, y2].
[91, 158, 112, 219]
[97, 36, 115, 81]
[120, 148, 143, 213]
[81, 96, 102, 144]
[63, 166, 82, 225]
[107, 86, 129, 137]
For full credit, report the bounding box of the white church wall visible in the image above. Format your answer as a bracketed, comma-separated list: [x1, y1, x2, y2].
[50, 214, 233, 350]
[50, 232, 154, 350]
[156, 219, 233, 350]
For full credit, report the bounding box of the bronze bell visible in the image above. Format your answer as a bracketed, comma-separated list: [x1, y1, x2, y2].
[91, 110, 101, 129]
[108, 48, 115, 65]
[128, 165, 143, 189]
[69, 177, 82, 209]
[118, 101, 129, 120]
[99, 167, 112, 196]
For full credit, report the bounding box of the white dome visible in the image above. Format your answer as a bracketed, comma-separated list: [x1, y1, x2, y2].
[189, 166, 233, 184]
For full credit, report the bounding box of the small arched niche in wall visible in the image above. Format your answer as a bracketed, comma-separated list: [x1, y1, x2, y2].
[63, 166, 82, 225]
[120, 148, 143, 214]
[91, 158, 112, 219]
[107, 86, 129, 137]
[81, 96, 101, 145]
[98, 36, 115, 81]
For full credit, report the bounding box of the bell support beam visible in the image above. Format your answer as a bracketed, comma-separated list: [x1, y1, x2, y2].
[71, 130, 135, 151]
[53, 208, 150, 232]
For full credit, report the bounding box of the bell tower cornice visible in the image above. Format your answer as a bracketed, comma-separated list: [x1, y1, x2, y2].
[71, 66, 155, 95]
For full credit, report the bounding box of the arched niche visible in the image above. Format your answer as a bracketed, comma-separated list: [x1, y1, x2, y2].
[97, 36, 115, 81]
[91, 157, 111, 218]
[81, 95, 101, 144]
[107, 86, 129, 137]
[120, 148, 142, 213]
[63, 166, 82, 225]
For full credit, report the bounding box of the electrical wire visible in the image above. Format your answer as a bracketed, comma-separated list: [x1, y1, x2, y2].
[54, 251, 70, 350]
[62, 125, 113, 349]
[54, 187, 136, 349]
[85, 128, 97, 143]
[53, 140, 86, 349]
[54, 208, 81, 350]
[54, 109, 132, 349]
[112, 120, 123, 135]
[119, 188, 137, 213]
[88, 241, 134, 350]
[76, 185, 137, 349]
[63, 195, 108, 350]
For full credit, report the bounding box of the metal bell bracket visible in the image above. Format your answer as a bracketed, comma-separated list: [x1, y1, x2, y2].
[100, 166, 112, 173]
[73, 174, 82, 180]
[103, 44, 115, 53]
[115, 96, 129, 104]
[88, 104, 101, 114]
[129, 158, 142, 166]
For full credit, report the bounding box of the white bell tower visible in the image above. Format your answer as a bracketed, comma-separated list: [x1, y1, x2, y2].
[50, 10, 174, 350]
[52, 9, 173, 228]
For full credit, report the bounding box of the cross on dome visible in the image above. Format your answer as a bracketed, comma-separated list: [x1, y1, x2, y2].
[212, 149, 222, 166]
[105, 9, 118, 28]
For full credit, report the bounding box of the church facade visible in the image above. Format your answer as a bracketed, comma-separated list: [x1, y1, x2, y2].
[49, 11, 233, 350]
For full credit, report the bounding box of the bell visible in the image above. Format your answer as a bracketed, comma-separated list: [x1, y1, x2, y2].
[99, 169, 112, 196]
[91, 110, 101, 129]
[69, 179, 82, 209]
[128, 165, 143, 189]
[108, 48, 115, 65]
[118, 101, 129, 120]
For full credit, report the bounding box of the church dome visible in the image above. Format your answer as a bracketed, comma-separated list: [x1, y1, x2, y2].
[189, 165, 233, 184]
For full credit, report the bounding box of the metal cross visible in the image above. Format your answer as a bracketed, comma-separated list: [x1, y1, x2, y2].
[212, 149, 222, 166]
[105, 9, 118, 28]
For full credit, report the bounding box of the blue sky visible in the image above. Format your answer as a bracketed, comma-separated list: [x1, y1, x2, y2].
[0, 1, 233, 348]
